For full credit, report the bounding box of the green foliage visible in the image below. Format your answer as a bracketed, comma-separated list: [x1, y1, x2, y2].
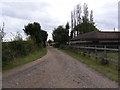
[70, 3, 99, 38]
[101, 58, 109, 65]
[2, 40, 38, 66]
[70, 31, 73, 39]
[47, 39, 53, 46]
[47, 39, 52, 44]
[76, 21, 98, 34]
[59, 44, 66, 49]
[3, 48, 47, 71]
[65, 22, 70, 30]
[100, 52, 109, 65]
[40, 30, 48, 47]
[83, 3, 89, 20]
[52, 26, 69, 46]
[53, 43, 60, 48]
[60, 48, 118, 82]
[3, 23, 48, 68]
[23, 22, 48, 47]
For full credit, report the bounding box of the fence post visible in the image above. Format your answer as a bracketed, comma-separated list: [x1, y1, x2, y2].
[104, 45, 107, 58]
[95, 45, 97, 59]
[101, 45, 109, 65]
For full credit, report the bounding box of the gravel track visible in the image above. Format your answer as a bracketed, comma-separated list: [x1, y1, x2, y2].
[3, 46, 118, 88]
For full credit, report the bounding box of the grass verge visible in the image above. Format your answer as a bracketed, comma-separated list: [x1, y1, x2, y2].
[59, 49, 118, 82]
[3, 48, 47, 71]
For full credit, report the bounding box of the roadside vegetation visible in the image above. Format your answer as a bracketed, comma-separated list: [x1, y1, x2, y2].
[95, 52, 118, 60]
[59, 48, 118, 82]
[52, 3, 98, 48]
[2, 22, 48, 71]
[51, 3, 118, 82]
[3, 48, 47, 71]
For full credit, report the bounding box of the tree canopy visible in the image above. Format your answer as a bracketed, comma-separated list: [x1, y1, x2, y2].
[23, 22, 48, 47]
[52, 24, 69, 46]
[71, 3, 99, 38]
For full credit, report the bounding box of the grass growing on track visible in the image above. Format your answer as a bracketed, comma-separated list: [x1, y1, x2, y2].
[3, 48, 47, 71]
[59, 49, 118, 82]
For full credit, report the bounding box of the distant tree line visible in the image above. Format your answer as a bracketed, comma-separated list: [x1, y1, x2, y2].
[70, 3, 99, 38]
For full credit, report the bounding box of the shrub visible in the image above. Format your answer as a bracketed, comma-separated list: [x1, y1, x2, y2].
[59, 44, 66, 49]
[53, 43, 60, 48]
[100, 58, 109, 65]
[2, 40, 39, 66]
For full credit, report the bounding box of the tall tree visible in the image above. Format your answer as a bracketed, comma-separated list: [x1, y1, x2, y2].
[23, 22, 48, 47]
[71, 4, 82, 38]
[83, 3, 89, 22]
[70, 3, 99, 37]
[76, 4, 82, 36]
[70, 31, 73, 39]
[76, 4, 79, 25]
[65, 22, 70, 30]
[65, 22, 70, 43]
[76, 4, 82, 25]
[52, 26, 69, 46]
[73, 8, 77, 28]
[90, 10, 94, 24]
[71, 11, 74, 31]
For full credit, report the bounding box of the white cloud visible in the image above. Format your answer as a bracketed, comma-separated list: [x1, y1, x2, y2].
[1, 0, 119, 41]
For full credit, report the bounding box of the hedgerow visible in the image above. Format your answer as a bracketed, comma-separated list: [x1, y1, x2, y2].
[2, 39, 39, 66]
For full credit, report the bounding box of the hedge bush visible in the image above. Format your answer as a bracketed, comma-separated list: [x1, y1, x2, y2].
[2, 40, 39, 66]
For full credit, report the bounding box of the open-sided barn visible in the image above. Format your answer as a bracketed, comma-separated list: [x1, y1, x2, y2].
[70, 31, 120, 49]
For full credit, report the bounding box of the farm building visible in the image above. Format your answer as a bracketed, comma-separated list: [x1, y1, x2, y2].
[70, 31, 120, 49]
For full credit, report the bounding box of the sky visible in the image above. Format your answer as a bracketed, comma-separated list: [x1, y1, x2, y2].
[0, 0, 119, 41]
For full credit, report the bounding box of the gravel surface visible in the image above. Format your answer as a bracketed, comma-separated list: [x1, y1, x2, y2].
[3, 46, 118, 88]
